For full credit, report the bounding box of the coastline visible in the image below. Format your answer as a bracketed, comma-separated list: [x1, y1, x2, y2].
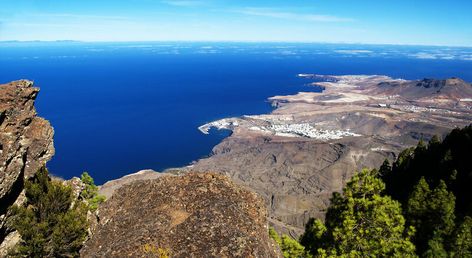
[186, 74, 472, 235]
[101, 74, 472, 236]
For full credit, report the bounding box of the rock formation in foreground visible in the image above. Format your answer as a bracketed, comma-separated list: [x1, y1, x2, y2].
[98, 169, 165, 199]
[0, 80, 54, 252]
[191, 75, 472, 236]
[82, 173, 280, 257]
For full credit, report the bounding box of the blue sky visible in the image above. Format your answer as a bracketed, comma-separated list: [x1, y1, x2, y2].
[1, 0, 471, 46]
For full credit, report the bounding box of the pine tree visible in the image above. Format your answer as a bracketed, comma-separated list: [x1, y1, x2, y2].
[415, 139, 427, 155]
[269, 227, 308, 258]
[423, 236, 448, 258]
[382, 125, 472, 217]
[280, 235, 307, 258]
[302, 169, 416, 257]
[379, 125, 472, 256]
[300, 218, 326, 255]
[378, 159, 392, 176]
[450, 216, 472, 257]
[7, 167, 88, 257]
[428, 135, 441, 148]
[80, 172, 106, 211]
[406, 178, 456, 255]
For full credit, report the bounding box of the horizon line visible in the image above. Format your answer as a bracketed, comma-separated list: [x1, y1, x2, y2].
[1, 39, 472, 48]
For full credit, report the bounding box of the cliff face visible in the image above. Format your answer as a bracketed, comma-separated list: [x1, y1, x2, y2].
[81, 173, 281, 258]
[0, 80, 55, 248]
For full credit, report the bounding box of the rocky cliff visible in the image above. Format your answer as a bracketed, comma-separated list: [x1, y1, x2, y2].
[81, 173, 281, 257]
[0, 80, 55, 252]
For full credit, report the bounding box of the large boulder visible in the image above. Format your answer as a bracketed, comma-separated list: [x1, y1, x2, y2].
[81, 173, 281, 257]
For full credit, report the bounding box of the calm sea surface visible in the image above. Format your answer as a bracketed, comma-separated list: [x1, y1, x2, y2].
[1, 42, 471, 183]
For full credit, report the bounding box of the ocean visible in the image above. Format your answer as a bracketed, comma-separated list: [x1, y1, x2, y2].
[1, 42, 472, 184]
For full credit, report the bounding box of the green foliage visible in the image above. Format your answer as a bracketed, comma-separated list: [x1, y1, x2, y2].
[80, 171, 106, 211]
[428, 135, 441, 146]
[269, 227, 282, 245]
[7, 167, 88, 257]
[423, 236, 448, 258]
[88, 194, 106, 211]
[50, 203, 89, 257]
[382, 125, 472, 217]
[394, 147, 415, 171]
[302, 169, 416, 257]
[406, 178, 456, 254]
[299, 125, 472, 257]
[269, 227, 308, 258]
[450, 216, 472, 257]
[280, 235, 307, 258]
[380, 125, 472, 256]
[80, 172, 98, 201]
[379, 159, 392, 176]
[415, 139, 427, 155]
[300, 218, 326, 255]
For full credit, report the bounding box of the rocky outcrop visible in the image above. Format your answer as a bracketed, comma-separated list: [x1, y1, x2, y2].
[98, 169, 164, 199]
[0, 80, 54, 250]
[81, 173, 281, 257]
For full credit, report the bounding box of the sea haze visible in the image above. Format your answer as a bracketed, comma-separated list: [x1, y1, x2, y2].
[1, 42, 472, 184]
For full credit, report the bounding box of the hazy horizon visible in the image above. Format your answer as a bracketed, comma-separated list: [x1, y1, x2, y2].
[1, 1, 471, 46]
[2, 40, 472, 48]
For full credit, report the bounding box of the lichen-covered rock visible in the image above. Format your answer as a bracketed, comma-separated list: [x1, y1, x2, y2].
[98, 169, 164, 199]
[81, 173, 281, 258]
[0, 80, 54, 247]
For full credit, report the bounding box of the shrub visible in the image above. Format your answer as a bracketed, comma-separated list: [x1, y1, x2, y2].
[80, 172, 106, 211]
[7, 167, 89, 257]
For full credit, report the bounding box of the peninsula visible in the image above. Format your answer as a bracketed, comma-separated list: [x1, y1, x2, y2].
[191, 74, 472, 235]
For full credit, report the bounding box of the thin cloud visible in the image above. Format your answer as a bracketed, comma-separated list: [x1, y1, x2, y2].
[237, 8, 354, 23]
[161, 1, 206, 7]
[30, 13, 129, 21]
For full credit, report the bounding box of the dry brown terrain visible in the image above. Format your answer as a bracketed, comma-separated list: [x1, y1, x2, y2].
[190, 75, 472, 236]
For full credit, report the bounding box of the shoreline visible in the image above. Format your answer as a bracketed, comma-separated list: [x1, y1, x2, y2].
[100, 74, 472, 236]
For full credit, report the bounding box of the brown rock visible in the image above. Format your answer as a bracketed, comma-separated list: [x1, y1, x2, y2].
[98, 169, 164, 199]
[81, 173, 281, 258]
[0, 80, 54, 245]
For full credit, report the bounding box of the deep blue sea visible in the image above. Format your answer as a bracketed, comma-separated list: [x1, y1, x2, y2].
[1, 42, 472, 184]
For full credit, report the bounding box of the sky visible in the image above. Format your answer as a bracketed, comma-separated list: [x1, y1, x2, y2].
[0, 0, 471, 46]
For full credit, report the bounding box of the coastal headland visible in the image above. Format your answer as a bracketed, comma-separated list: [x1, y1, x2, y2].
[98, 74, 472, 237]
[189, 74, 472, 236]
